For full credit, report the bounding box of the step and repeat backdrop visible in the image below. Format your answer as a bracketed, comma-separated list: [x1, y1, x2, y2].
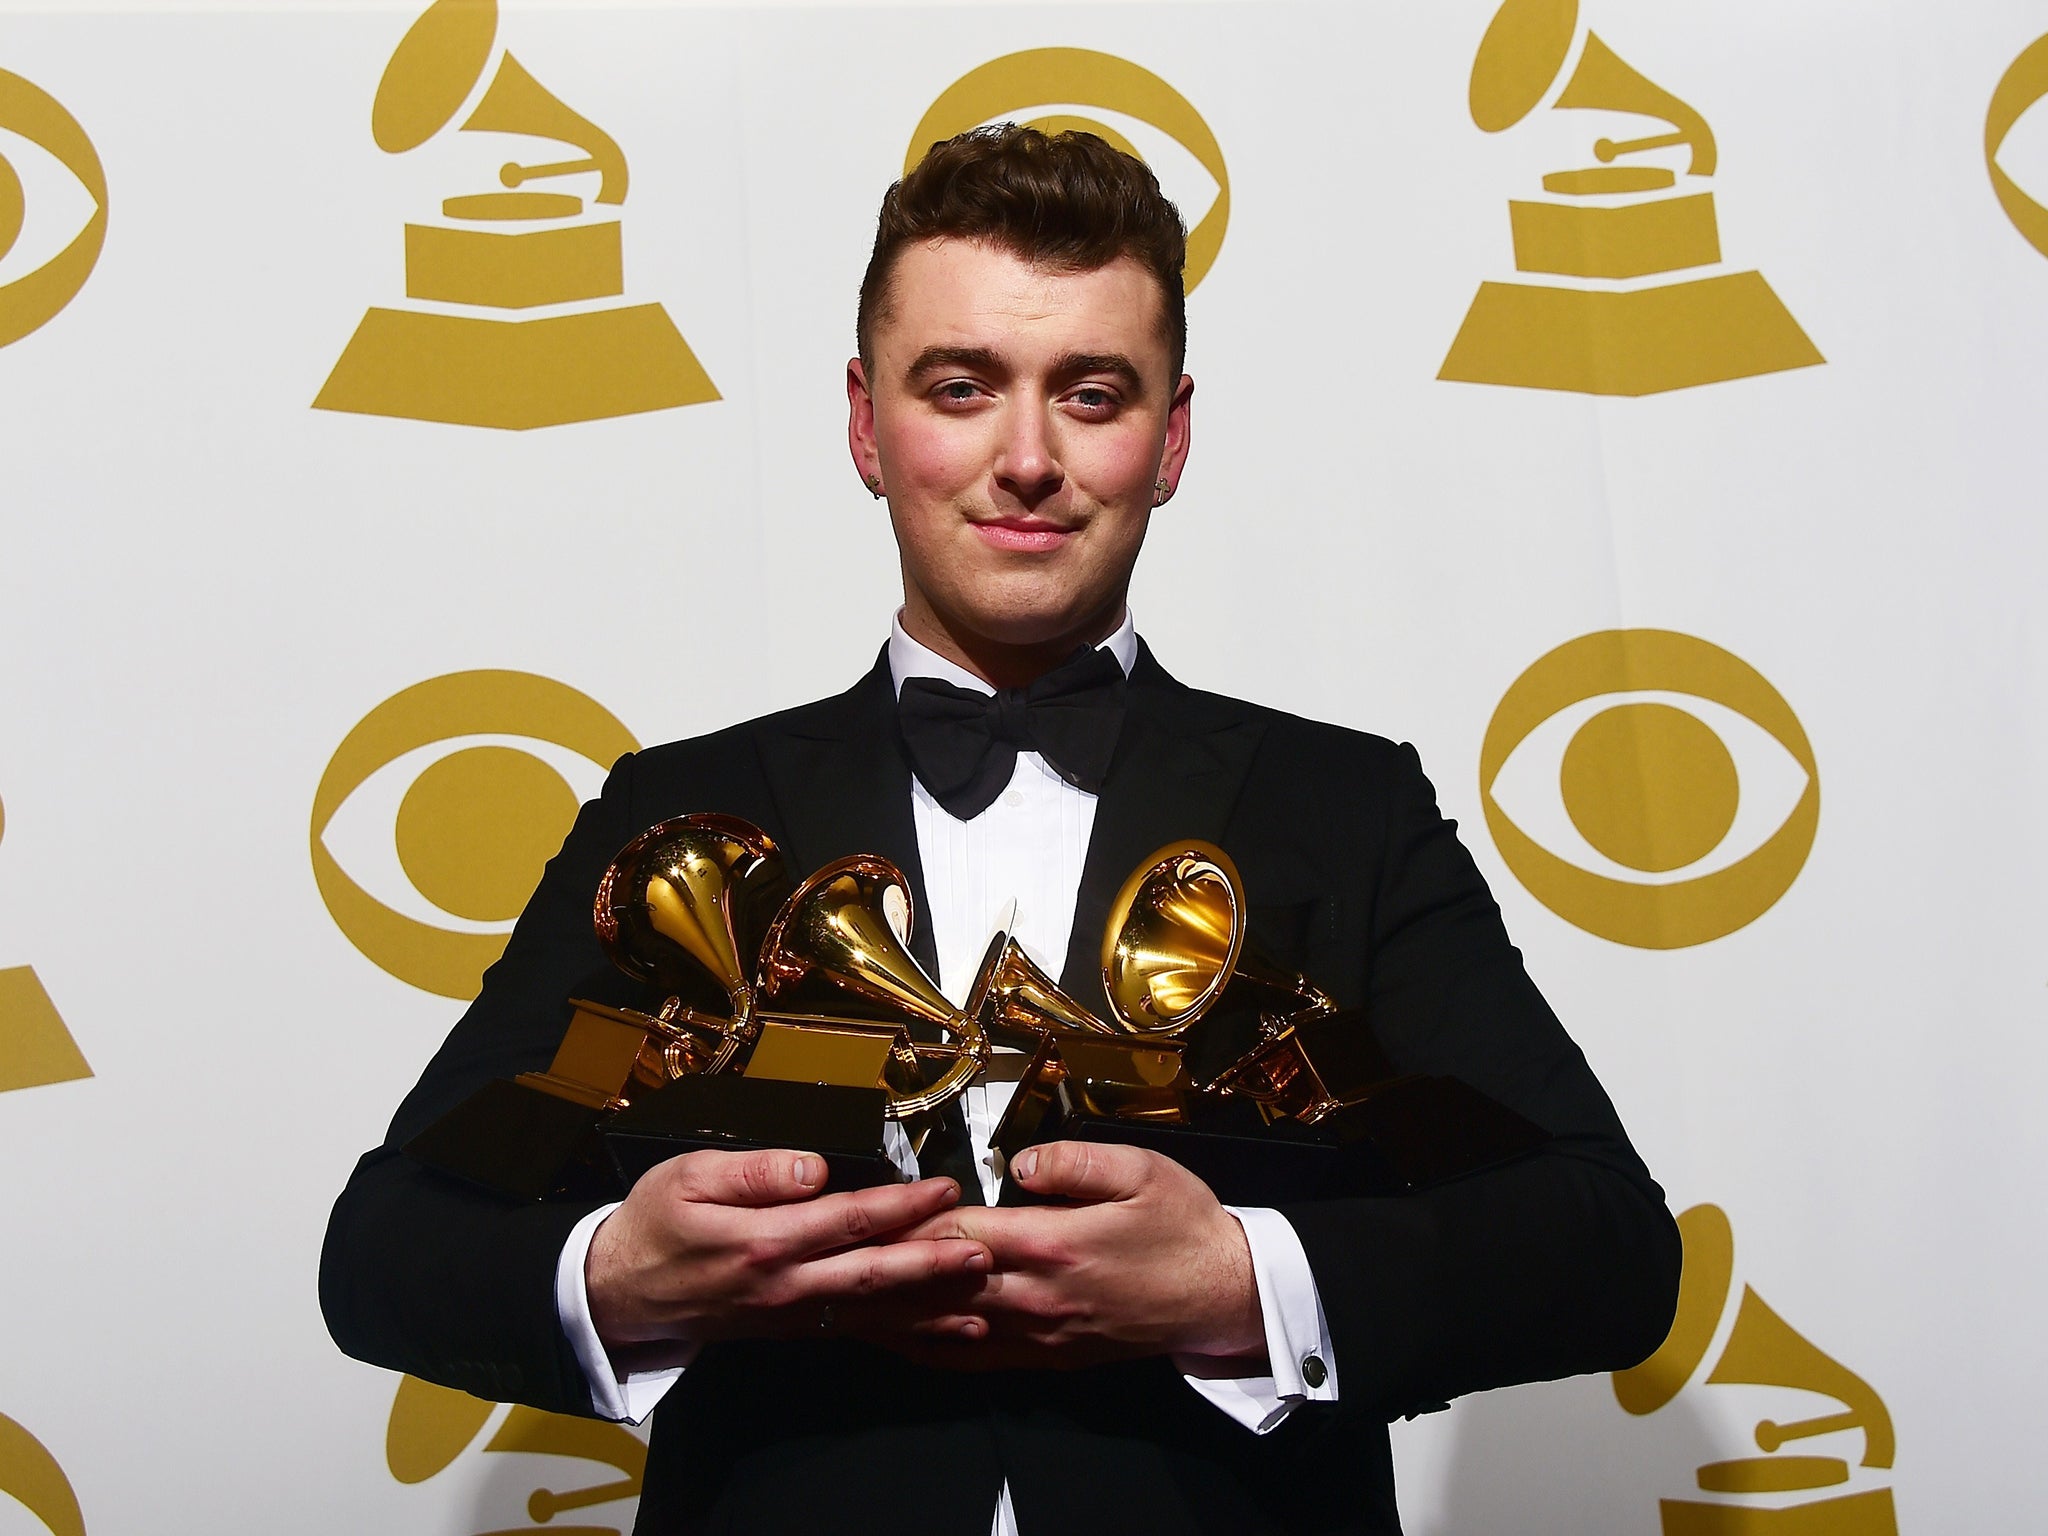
[2, 0, 2044, 1531]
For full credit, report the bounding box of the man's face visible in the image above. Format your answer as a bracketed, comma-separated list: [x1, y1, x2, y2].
[849, 238, 1192, 671]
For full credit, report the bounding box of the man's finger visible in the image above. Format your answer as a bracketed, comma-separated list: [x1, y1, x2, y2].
[794, 1237, 991, 1303]
[658, 1147, 830, 1208]
[1006, 1140, 1153, 1202]
[769, 1177, 964, 1260]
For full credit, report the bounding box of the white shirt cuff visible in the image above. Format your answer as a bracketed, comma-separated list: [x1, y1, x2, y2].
[554, 1202, 694, 1424]
[1178, 1206, 1339, 1434]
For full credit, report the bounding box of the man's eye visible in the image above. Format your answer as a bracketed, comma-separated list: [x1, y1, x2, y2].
[1069, 387, 1117, 411]
[936, 380, 980, 402]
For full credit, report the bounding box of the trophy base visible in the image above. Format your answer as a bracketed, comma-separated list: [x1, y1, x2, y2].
[1000, 1074, 1545, 1206]
[1437, 270, 1823, 396]
[313, 302, 720, 429]
[604, 1074, 900, 1192]
[403, 1077, 622, 1203]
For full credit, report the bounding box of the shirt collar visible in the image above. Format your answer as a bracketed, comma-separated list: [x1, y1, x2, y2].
[887, 609, 1138, 699]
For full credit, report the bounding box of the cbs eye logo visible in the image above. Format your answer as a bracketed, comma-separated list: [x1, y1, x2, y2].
[1988, 30, 2048, 258]
[1480, 630, 1818, 949]
[311, 671, 636, 1000]
[0, 69, 107, 349]
[907, 48, 1229, 292]
[0, 1409, 85, 1536]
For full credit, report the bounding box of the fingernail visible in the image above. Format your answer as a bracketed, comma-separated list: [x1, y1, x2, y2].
[941, 1179, 961, 1204]
[1013, 1149, 1038, 1181]
[965, 1250, 990, 1272]
[793, 1156, 821, 1188]
[961, 1319, 984, 1338]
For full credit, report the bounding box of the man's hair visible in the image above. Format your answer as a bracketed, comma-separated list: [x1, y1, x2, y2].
[857, 124, 1188, 377]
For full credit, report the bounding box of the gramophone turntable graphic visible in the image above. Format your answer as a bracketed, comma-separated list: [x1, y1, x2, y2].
[1440, 0, 1823, 396]
[385, 1373, 645, 1534]
[0, 792, 91, 1097]
[314, 0, 718, 430]
[1615, 1204, 1897, 1535]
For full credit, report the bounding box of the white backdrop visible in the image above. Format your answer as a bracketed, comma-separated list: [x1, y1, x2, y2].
[2, 2, 2044, 1531]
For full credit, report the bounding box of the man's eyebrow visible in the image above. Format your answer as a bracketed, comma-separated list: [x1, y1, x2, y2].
[904, 345, 1005, 379]
[1050, 351, 1143, 391]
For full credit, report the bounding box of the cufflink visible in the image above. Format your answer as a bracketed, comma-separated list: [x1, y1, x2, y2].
[1301, 1354, 1327, 1389]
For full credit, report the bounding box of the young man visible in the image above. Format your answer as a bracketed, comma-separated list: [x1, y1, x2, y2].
[323, 127, 1679, 1535]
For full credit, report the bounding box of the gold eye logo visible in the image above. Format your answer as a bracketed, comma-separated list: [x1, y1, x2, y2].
[386, 1375, 645, 1531]
[906, 48, 1230, 293]
[1480, 630, 1818, 948]
[0, 70, 107, 350]
[0, 792, 92, 1096]
[311, 671, 636, 1000]
[0, 1410, 85, 1536]
[1988, 31, 2048, 258]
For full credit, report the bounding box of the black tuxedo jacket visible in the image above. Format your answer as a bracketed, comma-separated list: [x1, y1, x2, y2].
[321, 645, 1680, 1535]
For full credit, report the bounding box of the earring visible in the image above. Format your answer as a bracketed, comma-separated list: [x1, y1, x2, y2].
[1153, 478, 1171, 506]
[866, 475, 885, 500]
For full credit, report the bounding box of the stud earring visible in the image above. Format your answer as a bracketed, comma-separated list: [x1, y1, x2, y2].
[1153, 478, 1171, 506]
[866, 475, 885, 500]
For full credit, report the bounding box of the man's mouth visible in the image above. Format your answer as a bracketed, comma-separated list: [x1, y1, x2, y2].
[971, 515, 1075, 553]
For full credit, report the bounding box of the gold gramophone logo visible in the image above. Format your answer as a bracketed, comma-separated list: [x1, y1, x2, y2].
[0, 793, 92, 1096]
[311, 671, 637, 1000]
[1987, 30, 2048, 258]
[1440, 0, 1822, 396]
[314, 0, 718, 430]
[386, 1375, 644, 1533]
[907, 48, 1230, 293]
[0, 69, 107, 350]
[1480, 630, 1818, 949]
[1615, 1204, 1897, 1534]
[0, 1410, 86, 1536]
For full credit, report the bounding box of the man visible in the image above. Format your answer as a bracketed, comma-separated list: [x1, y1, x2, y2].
[322, 126, 1680, 1535]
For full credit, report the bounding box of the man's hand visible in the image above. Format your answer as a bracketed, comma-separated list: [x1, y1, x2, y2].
[897, 1141, 1267, 1371]
[584, 1149, 990, 1352]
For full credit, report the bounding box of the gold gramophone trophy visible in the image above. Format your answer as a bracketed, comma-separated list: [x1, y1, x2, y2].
[989, 843, 1545, 1205]
[601, 844, 993, 1191]
[406, 814, 992, 1198]
[403, 813, 795, 1200]
[1438, 0, 1822, 396]
[314, 0, 718, 429]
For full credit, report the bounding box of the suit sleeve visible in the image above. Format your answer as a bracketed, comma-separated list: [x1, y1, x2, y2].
[1277, 743, 1682, 1423]
[317, 752, 642, 1416]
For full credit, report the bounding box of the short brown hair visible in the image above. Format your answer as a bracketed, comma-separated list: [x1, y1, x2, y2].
[857, 125, 1188, 376]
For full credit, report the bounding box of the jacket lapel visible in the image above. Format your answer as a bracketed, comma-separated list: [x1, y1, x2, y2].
[1057, 643, 1267, 1013]
[749, 649, 939, 973]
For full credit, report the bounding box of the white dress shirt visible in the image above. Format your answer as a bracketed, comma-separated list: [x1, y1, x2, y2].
[552, 611, 1339, 1533]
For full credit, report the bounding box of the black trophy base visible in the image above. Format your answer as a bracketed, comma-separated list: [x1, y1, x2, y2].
[403, 1077, 623, 1203]
[1004, 1075, 1545, 1206]
[604, 1074, 900, 1192]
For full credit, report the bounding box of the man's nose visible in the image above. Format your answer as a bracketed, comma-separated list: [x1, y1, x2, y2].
[992, 403, 1063, 508]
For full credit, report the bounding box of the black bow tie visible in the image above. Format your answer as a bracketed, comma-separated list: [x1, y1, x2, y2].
[896, 646, 1128, 820]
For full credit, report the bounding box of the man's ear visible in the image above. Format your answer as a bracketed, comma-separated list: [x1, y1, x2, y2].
[847, 357, 882, 494]
[1155, 373, 1195, 502]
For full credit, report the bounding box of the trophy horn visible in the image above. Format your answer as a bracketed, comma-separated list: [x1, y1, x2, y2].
[1101, 841, 1333, 1038]
[591, 813, 789, 1074]
[969, 923, 1117, 1053]
[755, 855, 988, 1118]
